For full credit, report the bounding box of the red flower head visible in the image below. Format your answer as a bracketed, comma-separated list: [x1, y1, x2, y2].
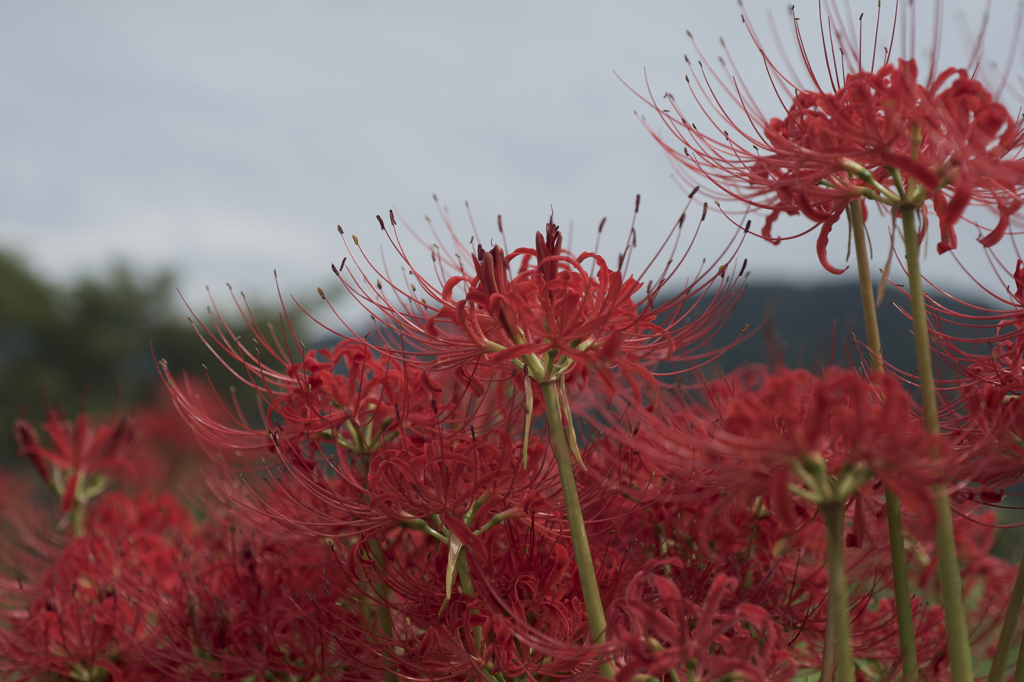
[616, 567, 794, 682]
[149, 527, 357, 680]
[0, 493, 190, 681]
[14, 410, 136, 514]
[329, 202, 743, 406]
[644, 367, 951, 525]
[641, 4, 1024, 272]
[924, 258, 1024, 493]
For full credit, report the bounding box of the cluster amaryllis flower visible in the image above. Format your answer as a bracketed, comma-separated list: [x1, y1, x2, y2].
[8, 3, 1024, 677]
[326, 202, 743, 401]
[0, 492, 191, 681]
[14, 410, 135, 520]
[640, 2, 1024, 273]
[160, 303, 545, 537]
[628, 365, 970, 680]
[911, 257, 1024, 493]
[641, 367, 950, 522]
[5, 238, 1024, 682]
[142, 206, 766, 678]
[147, 528, 359, 680]
[614, 568, 794, 682]
[632, 8, 1024, 678]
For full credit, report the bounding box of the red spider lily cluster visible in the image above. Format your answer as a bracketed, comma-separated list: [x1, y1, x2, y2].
[5, 2, 1024, 681]
[641, 2, 1024, 273]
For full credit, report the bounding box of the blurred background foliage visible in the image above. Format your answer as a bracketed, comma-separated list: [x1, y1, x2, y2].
[0, 249, 276, 469]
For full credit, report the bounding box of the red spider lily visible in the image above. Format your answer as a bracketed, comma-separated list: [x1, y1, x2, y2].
[367, 430, 541, 526]
[143, 527, 358, 680]
[642, 367, 951, 525]
[324, 202, 743, 403]
[14, 410, 136, 514]
[615, 567, 795, 682]
[609, 439, 949, 676]
[424, 221, 671, 389]
[151, 209, 747, 680]
[158, 277, 503, 473]
[896, 504, 1019, 664]
[159, 288, 437, 463]
[0, 493, 190, 681]
[161, 328, 604, 676]
[162, 349, 542, 545]
[640, 3, 1024, 273]
[158, 325, 452, 536]
[445, 509, 605, 678]
[624, 368, 955, 677]
[915, 258, 1024, 492]
[626, 358, 1003, 671]
[265, 339, 446, 460]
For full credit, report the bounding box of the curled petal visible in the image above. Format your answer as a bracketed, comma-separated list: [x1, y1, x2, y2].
[979, 198, 1023, 248]
[816, 214, 849, 275]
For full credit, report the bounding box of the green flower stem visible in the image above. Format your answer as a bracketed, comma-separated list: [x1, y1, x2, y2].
[540, 380, 615, 679]
[456, 550, 484, 653]
[900, 207, 939, 433]
[849, 201, 884, 374]
[989, 557, 1024, 682]
[840, 159, 902, 204]
[368, 540, 394, 638]
[902, 205, 972, 682]
[1013, 624, 1024, 682]
[884, 486, 919, 682]
[369, 537, 398, 682]
[822, 502, 855, 682]
[820, 604, 836, 682]
[646, 639, 683, 682]
[849, 201, 918, 682]
[71, 503, 86, 539]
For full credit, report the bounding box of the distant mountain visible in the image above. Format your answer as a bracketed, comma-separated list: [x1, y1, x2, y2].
[702, 281, 996, 379]
[346, 278, 998, 378]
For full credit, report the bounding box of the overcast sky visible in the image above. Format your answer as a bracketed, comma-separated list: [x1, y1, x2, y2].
[1, 0, 1020, 323]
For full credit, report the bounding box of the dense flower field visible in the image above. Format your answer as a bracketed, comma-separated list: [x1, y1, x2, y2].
[4, 2, 1024, 680]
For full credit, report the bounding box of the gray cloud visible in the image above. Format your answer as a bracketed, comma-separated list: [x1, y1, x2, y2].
[0, 0, 1018, 320]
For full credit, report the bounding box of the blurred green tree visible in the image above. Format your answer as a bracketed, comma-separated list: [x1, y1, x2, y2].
[0, 251, 269, 468]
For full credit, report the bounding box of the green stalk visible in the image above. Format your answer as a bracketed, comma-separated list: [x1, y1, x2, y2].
[1014, 623, 1024, 682]
[989, 558, 1024, 682]
[850, 202, 918, 682]
[456, 550, 484, 654]
[822, 502, 855, 682]
[646, 639, 683, 682]
[369, 537, 398, 682]
[884, 487, 919, 682]
[900, 207, 939, 434]
[71, 503, 86, 539]
[540, 380, 615, 679]
[902, 206, 972, 682]
[850, 202, 884, 374]
[821, 604, 836, 682]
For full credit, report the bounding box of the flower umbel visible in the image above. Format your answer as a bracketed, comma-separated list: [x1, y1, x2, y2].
[643, 4, 1024, 273]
